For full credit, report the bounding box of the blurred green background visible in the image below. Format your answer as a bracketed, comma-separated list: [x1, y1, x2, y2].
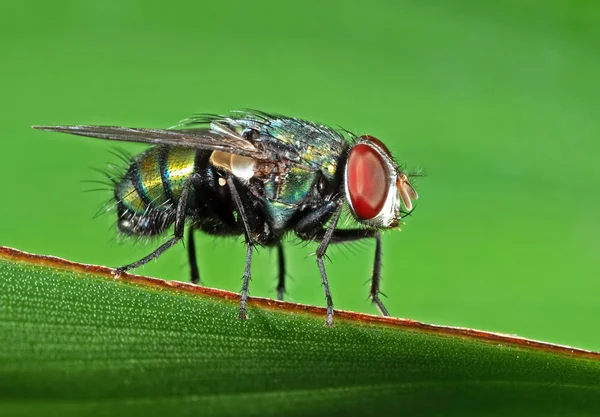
[1, 0, 598, 350]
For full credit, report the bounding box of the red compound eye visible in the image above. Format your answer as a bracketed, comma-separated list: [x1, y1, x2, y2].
[346, 143, 389, 220]
[359, 135, 392, 157]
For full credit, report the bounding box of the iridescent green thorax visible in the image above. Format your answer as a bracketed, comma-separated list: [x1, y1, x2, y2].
[216, 114, 349, 229]
[262, 164, 316, 229]
[223, 115, 347, 182]
[115, 146, 196, 215]
[265, 118, 345, 181]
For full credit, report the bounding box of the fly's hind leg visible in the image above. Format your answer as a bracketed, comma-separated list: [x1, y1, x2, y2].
[116, 174, 198, 274]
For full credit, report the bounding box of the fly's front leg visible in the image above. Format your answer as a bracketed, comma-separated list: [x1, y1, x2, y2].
[296, 207, 387, 320]
[370, 233, 389, 316]
[116, 174, 198, 274]
[226, 175, 255, 320]
[295, 200, 343, 327]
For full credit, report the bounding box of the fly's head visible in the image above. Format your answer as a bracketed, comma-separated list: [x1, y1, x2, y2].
[344, 135, 418, 229]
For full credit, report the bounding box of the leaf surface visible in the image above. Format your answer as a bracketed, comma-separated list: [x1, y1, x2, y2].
[1, 247, 599, 416]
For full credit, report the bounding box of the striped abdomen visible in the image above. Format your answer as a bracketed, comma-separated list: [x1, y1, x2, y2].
[115, 145, 197, 235]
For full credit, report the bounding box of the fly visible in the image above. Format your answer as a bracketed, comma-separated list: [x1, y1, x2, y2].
[33, 111, 419, 326]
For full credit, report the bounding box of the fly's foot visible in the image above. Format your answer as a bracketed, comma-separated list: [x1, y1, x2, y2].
[324, 308, 334, 327]
[238, 287, 250, 320]
[276, 287, 285, 301]
[112, 267, 126, 279]
[371, 293, 390, 316]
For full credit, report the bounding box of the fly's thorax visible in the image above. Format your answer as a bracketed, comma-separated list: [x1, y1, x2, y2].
[344, 136, 418, 229]
[261, 164, 319, 230]
[213, 113, 346, 180]
[210, 150, 317, 203]
[209, 148, 328, 231]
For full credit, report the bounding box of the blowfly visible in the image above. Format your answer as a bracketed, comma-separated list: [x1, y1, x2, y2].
[33, 111, 419, 326]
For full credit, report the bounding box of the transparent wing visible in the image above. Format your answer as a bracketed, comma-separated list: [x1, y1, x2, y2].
[32, 125, 266, 159]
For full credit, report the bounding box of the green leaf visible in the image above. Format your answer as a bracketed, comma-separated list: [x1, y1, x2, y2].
[1, 247, 599, 417]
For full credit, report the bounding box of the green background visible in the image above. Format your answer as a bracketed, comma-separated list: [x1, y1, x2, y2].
[1, 0, 598, 350]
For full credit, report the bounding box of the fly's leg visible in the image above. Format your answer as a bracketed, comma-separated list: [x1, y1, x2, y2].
[226, 175, 255, 320]
[295, 200, 343, 327]
[370, 233, 389, 316]
[185, 172, 242, 285]
[276, 243, 285, 301]
[239, 245, 253, 320]
[187, 228, 201, 285]
[116, 174, 198, 274]
[296, 204, 387, 322]
[316, 230, 388, 316]
[301, 229, 387, 317]
[314, 204, 344, 327]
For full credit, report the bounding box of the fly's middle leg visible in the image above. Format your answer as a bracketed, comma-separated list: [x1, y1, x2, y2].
[239, 244, 253, 320]
[226, 175, 256, 320]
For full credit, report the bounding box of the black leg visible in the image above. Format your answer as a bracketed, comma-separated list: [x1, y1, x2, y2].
[307, 230, 389, 317]
[239, 244, 253, 320]
[187, 228, 201, 285]
[295, 200, 342, 326]
[292, 199, 343, 326]
[117, 237, 181, 273]
[296, 206, 389, 321]
[295, 201, 338, 235]
[116, 174, 196, 274]
[276, 243, 285, 301]
[226, 176, 255, 320]
[314, 202, 344, 326]
[369, 233, 389, 316]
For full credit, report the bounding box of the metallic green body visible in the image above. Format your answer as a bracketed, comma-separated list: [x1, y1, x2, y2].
[221, 115, 349, 230]
[115, 113, 350, 233]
